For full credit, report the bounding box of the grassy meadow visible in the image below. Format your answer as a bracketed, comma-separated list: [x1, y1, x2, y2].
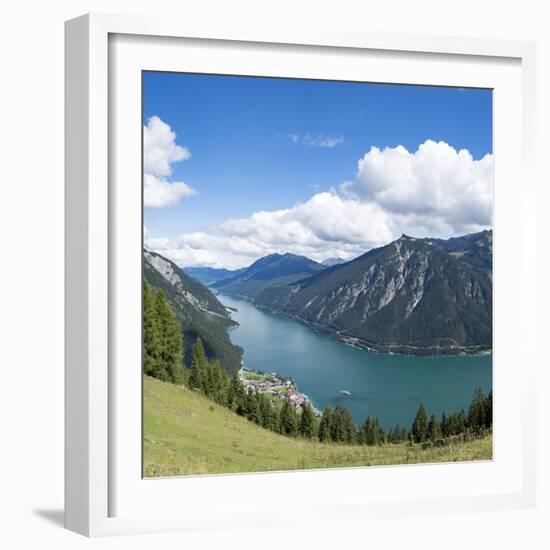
[143, 376, 492, 477]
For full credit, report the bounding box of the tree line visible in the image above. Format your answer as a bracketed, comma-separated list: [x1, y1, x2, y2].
[144, 280, 493, 446]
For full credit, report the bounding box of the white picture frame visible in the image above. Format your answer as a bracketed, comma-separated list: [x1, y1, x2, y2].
[65, 13, 537, 537]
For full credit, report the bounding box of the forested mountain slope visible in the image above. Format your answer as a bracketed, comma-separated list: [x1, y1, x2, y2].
[256, 231, 493, 355]
[212, 252, 326, 299]
[144, 248, 243, 373]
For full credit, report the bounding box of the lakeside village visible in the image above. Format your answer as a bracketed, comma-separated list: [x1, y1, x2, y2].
[239, 367, 322, 416]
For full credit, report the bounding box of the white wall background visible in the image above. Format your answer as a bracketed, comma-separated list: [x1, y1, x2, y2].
[0, 1, 547, 548]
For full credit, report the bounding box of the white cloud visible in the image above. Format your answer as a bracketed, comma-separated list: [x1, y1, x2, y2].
[146, 139, 493, 269]
[146, 192, 395, 269]
[144, 116, 190, 177]
[143, 116, 195, 208]
[144, 174, 196, 208]
[290, 133, 344, 148]
[340, 140, 493, 234]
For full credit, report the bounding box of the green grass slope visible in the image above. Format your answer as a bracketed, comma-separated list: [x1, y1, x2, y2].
[143, 376, 493, 477]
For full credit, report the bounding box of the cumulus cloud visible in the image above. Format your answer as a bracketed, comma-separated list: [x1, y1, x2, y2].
[145, 192, 394, 269]
[144, 116, 190, 176]
[144, 174, 196, 208]
[290, 133, 344, 148]
[143, 116, 195, 208]
[340, 140, 493, 234]
[146, 139, 493, 269]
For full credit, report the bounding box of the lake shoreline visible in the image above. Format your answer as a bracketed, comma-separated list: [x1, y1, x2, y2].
[239, 366, 322, 416]
[219, 292, 492, 359]
[217, 293, 492, 429]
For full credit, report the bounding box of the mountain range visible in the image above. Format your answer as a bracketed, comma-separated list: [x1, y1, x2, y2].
[255, 231, 492, 354]
[213, 230, 493, 355]
[183, 266, 246, 286]
[145, 229, 492, 371]
[210, 252, 326, 299]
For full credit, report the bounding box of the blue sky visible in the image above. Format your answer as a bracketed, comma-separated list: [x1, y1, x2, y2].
[143, 72, 493, 269]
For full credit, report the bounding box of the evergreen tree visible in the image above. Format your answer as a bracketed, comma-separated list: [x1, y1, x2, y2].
[441, 412, 449, 437]
[143, 281, 161, 378]
[246, 389, 261, 424]
[299, 402, 315, 439]
[356, 424, 366, 445]
[163, 309, 184, 384]
[457, 410, 466, 435]
[389, 425, 407, 444]
[389, 425, 399, 444]
[209, 360, 227, 404]
[363, 416, 382, 446]
[188, 338, 208, 391]
[318, 405, 334, 442]
[226, 373, 243, 411]
[484, 390, 493, 429]
[343, 408, 356, 444]
[331, 406, 345, 442]
[427, 414, 442, 441]
[153, 289, 178, 382]
[259, 394, 277, 431]
[278, 400, 298, 436]
[412, 402, 428, 443]
[331, 405, 355, 443]
[467, 388, 487, 433]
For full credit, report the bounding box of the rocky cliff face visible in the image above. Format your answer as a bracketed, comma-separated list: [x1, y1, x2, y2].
[256, 231, 492, 355]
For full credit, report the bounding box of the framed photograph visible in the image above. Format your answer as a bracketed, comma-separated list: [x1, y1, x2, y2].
[65, 13, 537, 536]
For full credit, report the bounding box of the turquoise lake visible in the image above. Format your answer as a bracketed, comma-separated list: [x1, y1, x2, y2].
[218, 294, 492, 430]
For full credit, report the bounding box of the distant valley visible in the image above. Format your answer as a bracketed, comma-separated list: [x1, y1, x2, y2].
[147, 230, 492, 365]
[208, 230, 493, 356]
[183, 266, 246, 286]
[210, 252, 326, 299]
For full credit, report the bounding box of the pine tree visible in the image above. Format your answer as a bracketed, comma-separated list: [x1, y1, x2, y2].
[427, 414, 442, 441]
[485, 390, 493, 429]
[389, 425, 407, 444]
[364, 416, 382, 446]
[330, 405, 345, 442]
[246, 389, 261, 424]
[354, 424, 365, 445]
[259, 394, 277, 431]
[209, 360, 227, 405]
[152, 289, 173, 381]
[343, 407, 356, 444]
[330, 405, 355, 443]
[143, 281, 161, 378]
[227, 373, 245, 413]
[164, 310, 184, 384]
[299, 402, 315, 439]
[189, 338, 208, 391]
[412, 402, 428, 443]
[278, 400, 298, 436]
[457, 410, 466, 434]
[467, 388, 487, 433]
[441, 412, 448, 437]
[318, 405, 334, 442]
